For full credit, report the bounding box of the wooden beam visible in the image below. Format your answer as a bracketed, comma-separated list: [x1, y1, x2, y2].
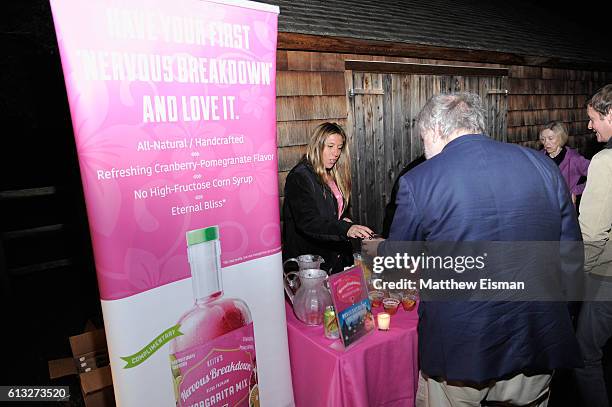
[0, 186, 56, 200]
[278, 32, 612, 72]
[2, 224, 65, 240]
[345, 61, 508, 76]
[9, 258, 73, 276]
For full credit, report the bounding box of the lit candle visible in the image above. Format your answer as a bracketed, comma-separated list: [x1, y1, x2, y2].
[377, 312, 390, 331]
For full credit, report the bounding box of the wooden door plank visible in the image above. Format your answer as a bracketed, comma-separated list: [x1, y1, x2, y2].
[410, 75, 427, 161]
[352, 71, 366, 224]
[371, 74, 385, 232]
[363, 93, 376, 229]
[382, 74, 395, 221]
[398, 75, 412, 169]
[347, 70, 511, 234]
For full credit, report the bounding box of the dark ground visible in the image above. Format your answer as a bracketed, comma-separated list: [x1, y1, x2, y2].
[549, 335, 612, 406]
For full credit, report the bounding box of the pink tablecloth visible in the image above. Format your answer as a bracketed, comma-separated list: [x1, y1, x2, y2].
[285, 301, 419, 407]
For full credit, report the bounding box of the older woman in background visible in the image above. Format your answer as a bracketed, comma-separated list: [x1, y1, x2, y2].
[540, 120, 590, 205]
[283, 122, 373, 274]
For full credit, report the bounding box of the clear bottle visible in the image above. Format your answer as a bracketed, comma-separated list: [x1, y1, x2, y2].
[169, 226, 259, 407]
[324, 305, 340, 339]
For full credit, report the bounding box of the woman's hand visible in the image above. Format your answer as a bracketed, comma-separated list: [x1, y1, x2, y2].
[362, 237, 384, 257]
[347, 224, 374, 239]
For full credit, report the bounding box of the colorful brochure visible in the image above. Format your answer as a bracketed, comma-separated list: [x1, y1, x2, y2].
[328, 266, 375, 348]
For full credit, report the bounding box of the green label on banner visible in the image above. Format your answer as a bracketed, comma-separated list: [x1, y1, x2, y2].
[120, 324, 183, 369]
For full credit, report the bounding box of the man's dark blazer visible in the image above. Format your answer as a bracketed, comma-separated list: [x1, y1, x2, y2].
[385, 134, 583, 383]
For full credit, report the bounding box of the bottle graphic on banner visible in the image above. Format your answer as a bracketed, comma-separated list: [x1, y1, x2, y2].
[169, 226, 259, 407]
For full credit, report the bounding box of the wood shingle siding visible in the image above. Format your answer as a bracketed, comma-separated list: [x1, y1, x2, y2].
[277, 95, 347, 122]
[277, 145, 308, 173]
[508, 78, 601, 95]
[508, 95, 589, 111]
[276, 71, 346, 96]
[269, 0, 610, 230]
[275, 49, 611, 231]
[277, 119, 349, 148]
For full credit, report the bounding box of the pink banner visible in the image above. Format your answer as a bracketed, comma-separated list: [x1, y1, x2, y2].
[50, 1, 294, 405]
[50, 0, 280, 300]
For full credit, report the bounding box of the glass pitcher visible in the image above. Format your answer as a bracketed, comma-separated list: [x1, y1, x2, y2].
[283, 254, 325, 271]
[284, 268, 332, 326]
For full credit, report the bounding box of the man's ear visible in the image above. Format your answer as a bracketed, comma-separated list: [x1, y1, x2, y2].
[606, 110, 612, 124]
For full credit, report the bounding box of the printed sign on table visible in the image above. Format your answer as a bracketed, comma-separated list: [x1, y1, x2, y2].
[329, 266, 375, 348]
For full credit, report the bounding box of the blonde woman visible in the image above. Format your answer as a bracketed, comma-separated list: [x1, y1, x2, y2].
[283, 122, 373, 274]
[539, 121, 590, 205]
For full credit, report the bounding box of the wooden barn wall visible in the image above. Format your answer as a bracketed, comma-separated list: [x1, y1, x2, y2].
[276, 50, 612, 224]
[506, 67, 612, 153]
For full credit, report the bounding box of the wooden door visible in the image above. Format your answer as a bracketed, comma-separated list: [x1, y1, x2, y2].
[347, 63, 508, 233]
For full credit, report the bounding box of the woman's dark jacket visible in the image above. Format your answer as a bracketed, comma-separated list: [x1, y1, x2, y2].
[282, 159, 353, 274]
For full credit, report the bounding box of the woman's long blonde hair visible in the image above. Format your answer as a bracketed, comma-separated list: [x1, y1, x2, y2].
[305, 122, 352, 209]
